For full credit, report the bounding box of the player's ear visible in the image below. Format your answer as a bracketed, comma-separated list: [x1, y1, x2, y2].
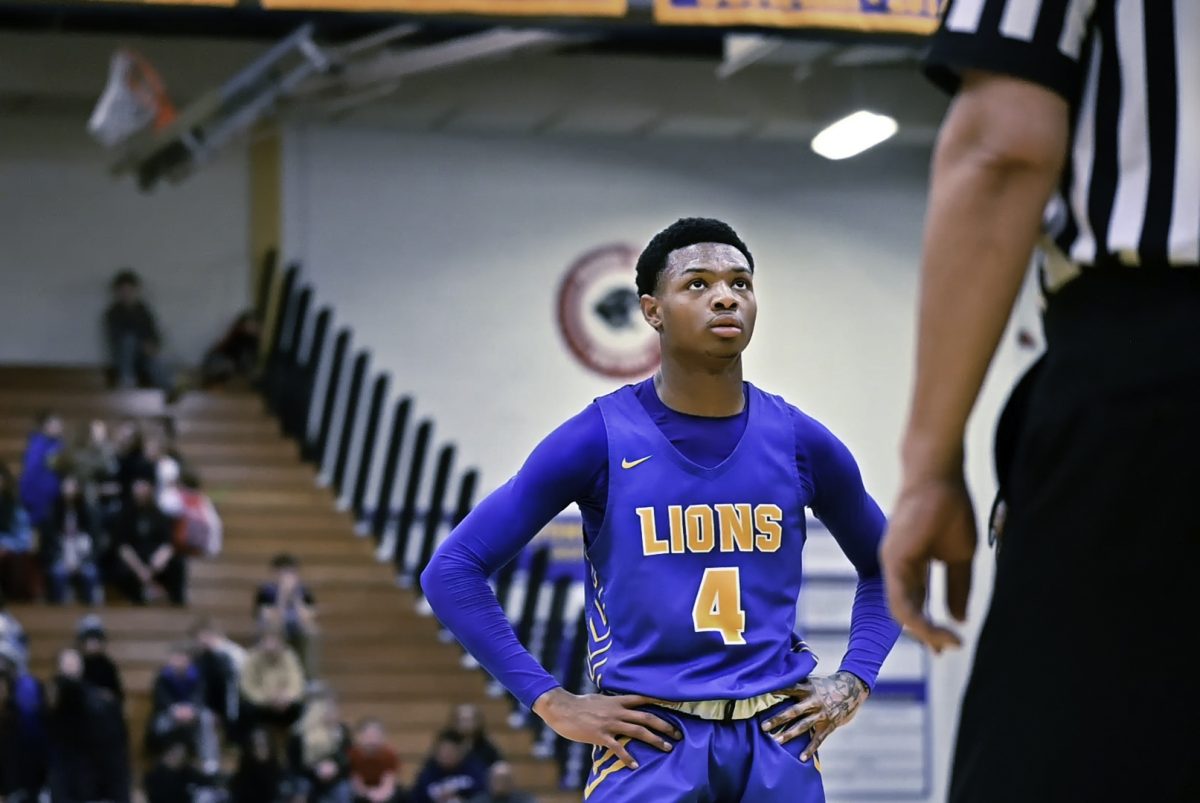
[640, 294, 663, 332]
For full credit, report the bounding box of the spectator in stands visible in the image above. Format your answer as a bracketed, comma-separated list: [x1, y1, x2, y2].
[411, 731, 487, 803]
[19, 411, 64, 531]
[114, 418, 151, 498]
[44, 475, 103, 605]
[105, 269, 173, 392]
[143, 738, 206, 803]
[1, 658, 48, 802]
[190, 615, 244, 730]
[256, 553, 318, 676]
[171, 472, 223, 559]
[0, 461, 39, 602]
[202, 310, 262, 388]
[148, 642, 221, 776]
[288, 686, 352, 803]
[46, 647, 131, 803]
[143, 435, 183, 515]
[73, 419, 121, 514]
[77, 614, 124, 703]
[466, 762, 534, 803]
[230, 726, 285, 803]
[239, 628, 305, 736]
[349, 718, 403, 803]
[114, 478, 186, 605]
[0, 591, 29, 670]
[448, 704, 501, 770]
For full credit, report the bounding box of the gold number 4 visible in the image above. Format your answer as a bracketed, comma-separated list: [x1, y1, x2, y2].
[692, 567, 747, 645]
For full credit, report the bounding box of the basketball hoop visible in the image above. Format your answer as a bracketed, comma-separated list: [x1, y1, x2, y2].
[87, 48, 177, 149]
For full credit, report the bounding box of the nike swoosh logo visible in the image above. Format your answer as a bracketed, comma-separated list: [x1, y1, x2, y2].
[621, 456, 652, 470]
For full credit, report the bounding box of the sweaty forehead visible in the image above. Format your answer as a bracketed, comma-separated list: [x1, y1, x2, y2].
[664, 242, 751, 274]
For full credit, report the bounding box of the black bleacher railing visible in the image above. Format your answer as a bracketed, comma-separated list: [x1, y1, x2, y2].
[332, 351, 369, 496]
[253, 249, 278, 328]
[260, 262, 296, 415]
[308, 328, 350, 465]
[413, 444, 454, 598]
[256, 259, 591, 790]
[530, 576, 572, 755]
[351, 374, 389, 522]
[394, 419, 432, 578]
[370, 396, 411, 544]
[275, 280, 311, 432]
[559, 608, 593, 790]
[450, 469, 478, 528]
[295, 305, 330, 447]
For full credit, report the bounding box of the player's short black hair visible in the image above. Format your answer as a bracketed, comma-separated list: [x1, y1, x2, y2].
[271, 552, 299, 570]
[635, 217, 754, 297]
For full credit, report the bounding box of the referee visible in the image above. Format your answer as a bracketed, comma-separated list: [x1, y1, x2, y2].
[879, 1, 1198, 802]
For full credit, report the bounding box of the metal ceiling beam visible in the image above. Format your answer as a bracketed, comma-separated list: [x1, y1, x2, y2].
[300, 27, 584, 96]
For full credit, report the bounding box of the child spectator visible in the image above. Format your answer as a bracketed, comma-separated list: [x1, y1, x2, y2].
[0, 462, 39, 602]
[255, 553, 318, 676]
[449, 704, 501, 770]
[77, 615, 125, 703]
[288, 687, 352, 803]
[148, 642, 221, 776]
[201, 311, 262, 388]
[411, 731, 487, 803]
[239, 629, 305, 736]
[349, 718, 403, 803]
[114, 478, 186, 605]
[190, 616, 244, 730]
[105, 269, 173, 392]
[229, 727, 284, 803]
[46, 647, 131, 803]
[44, 475, 103, 605]
[0, 592, 29, 670]
[466, 762, 534, 803]
[19, 411, 64, 531]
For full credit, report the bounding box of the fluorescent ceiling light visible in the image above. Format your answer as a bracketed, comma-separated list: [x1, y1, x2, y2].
[811, 111, 898, 160]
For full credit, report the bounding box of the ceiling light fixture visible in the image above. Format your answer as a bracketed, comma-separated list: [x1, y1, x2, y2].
[811, 110, 898, 160]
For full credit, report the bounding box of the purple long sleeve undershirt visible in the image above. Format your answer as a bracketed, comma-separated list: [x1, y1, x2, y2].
[422, 381, 901, 709]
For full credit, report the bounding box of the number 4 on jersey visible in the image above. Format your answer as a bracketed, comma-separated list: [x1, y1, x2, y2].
[693, 567, 747, 645]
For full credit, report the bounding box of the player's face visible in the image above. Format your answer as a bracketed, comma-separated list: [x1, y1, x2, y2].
[641, 243, 756, 360]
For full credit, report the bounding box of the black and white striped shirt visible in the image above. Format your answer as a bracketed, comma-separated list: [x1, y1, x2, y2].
[925, 0, 1199, 290]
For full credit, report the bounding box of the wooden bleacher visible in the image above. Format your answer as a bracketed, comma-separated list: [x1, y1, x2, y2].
[0, 365, 577, 802]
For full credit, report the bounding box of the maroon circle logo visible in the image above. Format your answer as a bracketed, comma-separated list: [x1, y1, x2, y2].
[557, 244, 661, 380]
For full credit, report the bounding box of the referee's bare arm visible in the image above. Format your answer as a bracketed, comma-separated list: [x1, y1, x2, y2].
[880, 72, 1069, 652]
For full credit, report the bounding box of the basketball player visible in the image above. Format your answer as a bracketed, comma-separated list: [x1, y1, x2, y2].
[423, 218, 901, 801]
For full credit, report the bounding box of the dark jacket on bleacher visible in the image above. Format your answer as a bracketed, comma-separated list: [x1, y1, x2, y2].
[46, 675, 131, 803]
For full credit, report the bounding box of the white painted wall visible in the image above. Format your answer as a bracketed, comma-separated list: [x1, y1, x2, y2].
[0, 112, 250, 366]
[280, 122, 1043, 803]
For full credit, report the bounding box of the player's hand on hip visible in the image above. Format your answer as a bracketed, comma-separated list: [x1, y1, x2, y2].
[765, 671, 868, 761]
[879, 467, 977, 653]
[532, 687, 680, 769]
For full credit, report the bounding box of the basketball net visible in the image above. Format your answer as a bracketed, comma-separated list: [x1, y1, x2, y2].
[86, 48, 177, 148]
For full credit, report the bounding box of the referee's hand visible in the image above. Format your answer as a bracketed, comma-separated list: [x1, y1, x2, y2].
[532, 688, 681, 769]
[879, 469, 977, 653]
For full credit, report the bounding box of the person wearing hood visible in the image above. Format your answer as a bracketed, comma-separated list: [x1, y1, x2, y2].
[45, 647, 131, 803]
[76, 615, 124, 703]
